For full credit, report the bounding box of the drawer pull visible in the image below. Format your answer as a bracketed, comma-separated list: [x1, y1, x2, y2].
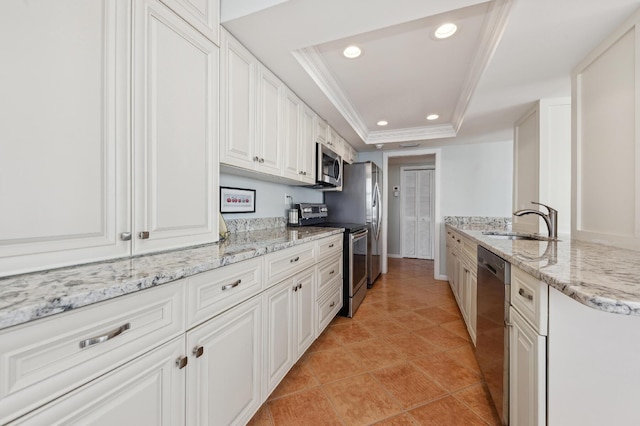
[518, 288, 534, 301]
[290, 256, 300, 263]
[193, 346, 204, 358]
[329, 301, 335, 308]
[176, 356, 188, 370]
[221, 279, 242, 291]
[328, 244, 334, 248]
[329, 270, 335, 275]
[79, 323, 131, 349]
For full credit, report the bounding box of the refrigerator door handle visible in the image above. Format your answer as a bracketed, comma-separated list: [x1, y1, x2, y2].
[372, 182, 382, 240]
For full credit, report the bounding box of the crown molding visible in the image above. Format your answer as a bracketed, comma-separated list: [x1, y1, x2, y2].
[366, 124, 456, 144]
[291, 47, 369, 141]
[293, 0, 515, 145]
[450, 0, 516, 132]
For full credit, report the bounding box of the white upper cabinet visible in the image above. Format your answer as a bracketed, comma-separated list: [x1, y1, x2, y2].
[282, 89, 303, 181]
[282, 90, 316, 184]
[572, 12, 640, 250]
[256, 65, 284, 175]
[300, 105, 317, 184]
[159, 0, 220, 45]
[133, 0, 219, 254]
[513, 98, 571, 235]
[0, 0, 131, 276]
[316, 117, 329, 146]
[220, 29, 257, 170]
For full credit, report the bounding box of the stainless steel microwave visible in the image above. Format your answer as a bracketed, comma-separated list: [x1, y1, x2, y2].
[314, 143, 342, 188]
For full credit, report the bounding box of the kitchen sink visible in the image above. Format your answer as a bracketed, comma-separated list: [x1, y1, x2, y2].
[481, 231, 554, 241]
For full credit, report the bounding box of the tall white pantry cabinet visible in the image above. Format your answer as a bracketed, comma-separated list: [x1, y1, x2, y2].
[0, 0, 219, 276]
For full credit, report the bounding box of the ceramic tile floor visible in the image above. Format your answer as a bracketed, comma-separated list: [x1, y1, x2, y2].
[248, 258, 502, 426]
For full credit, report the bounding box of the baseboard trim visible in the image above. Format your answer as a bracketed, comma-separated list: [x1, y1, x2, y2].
[387, 254, 402, 259]
[435, 274, 448, 281]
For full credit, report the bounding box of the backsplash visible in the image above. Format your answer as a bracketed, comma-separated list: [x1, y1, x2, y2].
[444, 216, 511, 228]
[225, 217, 287, 233]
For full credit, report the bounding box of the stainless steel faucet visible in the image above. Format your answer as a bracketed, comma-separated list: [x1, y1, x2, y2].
[513, 201, 558, 239]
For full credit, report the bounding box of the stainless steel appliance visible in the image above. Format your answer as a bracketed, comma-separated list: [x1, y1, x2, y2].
[291, 203, 328, 226]
[327, 223, 367, 317]
[476, 246, 511, 425]
[291, 203, 368, 317]
[324, 161, 382, 286]
[313, 143, 342, 188]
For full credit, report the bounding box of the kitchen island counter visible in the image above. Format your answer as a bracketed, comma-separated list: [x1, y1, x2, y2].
[0, 226, 343, 330]
[446, 220, 640, 316]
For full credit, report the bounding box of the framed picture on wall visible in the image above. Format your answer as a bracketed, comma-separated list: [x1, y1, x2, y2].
[220, 186, 256, 213]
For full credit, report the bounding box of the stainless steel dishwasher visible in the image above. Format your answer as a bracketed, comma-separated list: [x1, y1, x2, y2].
[476, 246, 511, 425]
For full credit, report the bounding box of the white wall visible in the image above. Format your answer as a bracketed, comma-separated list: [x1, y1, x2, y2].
[438, 140, 513, 273]
[357, 151, 383, 168]
[388, 164, 401, 256]
[219, 173, 323, 220]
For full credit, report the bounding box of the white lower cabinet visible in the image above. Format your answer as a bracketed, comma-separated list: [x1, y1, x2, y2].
[2, 235, 343, 424]
[446, 229, 477, 344]
[262, 267, 316, 397]
[186, 295, 262, 426]
[509, 307, 546, 426]
[10, 336, 186, 425]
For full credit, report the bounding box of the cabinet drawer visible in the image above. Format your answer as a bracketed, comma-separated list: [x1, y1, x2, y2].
[317, 254, 343, 300]
[186, 257, 263, 328]
[264, 242, 316, 287]
[317, 235, 342, 260]
[9, 336, 186, 426]
[0, 281, 185, 424]
[511, 266, 548, 335]
[317, 281, 342, 335]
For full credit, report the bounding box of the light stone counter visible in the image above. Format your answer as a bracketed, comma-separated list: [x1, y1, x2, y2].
[0, 226, 343, 330]
[446, 218, 640, 316]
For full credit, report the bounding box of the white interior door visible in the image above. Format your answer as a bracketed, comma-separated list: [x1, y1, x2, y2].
[401, 169, 434, 259]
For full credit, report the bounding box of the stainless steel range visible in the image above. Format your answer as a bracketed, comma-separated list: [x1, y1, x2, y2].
[293, 203, 368, 317]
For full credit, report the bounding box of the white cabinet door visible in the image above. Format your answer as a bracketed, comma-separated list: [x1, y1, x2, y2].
[0, 0, 130, 276]
[256, 65, 283, 175]
[262, 279, 295, 397]
[510, 307, 546, 426]
[294, 268, 316, 358]
[220, 29, 256, 170]
[10, 337, 186, 426]
[187, 296, 262, 426]
[159, 0, 220, 45]
[133, 0, 218, 254]
[300, 105, 317, 184]
[282, 89, 302, 181]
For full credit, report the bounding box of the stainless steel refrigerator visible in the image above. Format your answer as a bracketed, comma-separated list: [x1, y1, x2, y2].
[324, 161, 382, 286]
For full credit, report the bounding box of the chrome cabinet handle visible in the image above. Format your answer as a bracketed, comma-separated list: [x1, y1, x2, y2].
[329, 301, 335, 308]
[79, 323, 130, 349]
[176, 356, 188, 369]
[221, 279, 241, 291]
[120, 232, 132, 241]
[290, 256, 300, 263]
[139, 231, 150, 239]
[193, 346, 204, 358]
[519, 288, 534, 301]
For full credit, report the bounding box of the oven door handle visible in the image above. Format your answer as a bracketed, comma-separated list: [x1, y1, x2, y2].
[350, 229, 368, 240]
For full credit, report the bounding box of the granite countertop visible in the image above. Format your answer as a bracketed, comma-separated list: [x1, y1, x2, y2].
[446, 221, 640, 316]
[0, 226, 343, 330]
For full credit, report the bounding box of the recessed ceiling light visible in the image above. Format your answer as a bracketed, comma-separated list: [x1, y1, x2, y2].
[400, 142, 420, 148]
[343, 45, 362, 59]
[375, 144, 384, 150]
[377, 120, 388, 126]
[426, 114, 439, 120]
[434, 23, 458, 39]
